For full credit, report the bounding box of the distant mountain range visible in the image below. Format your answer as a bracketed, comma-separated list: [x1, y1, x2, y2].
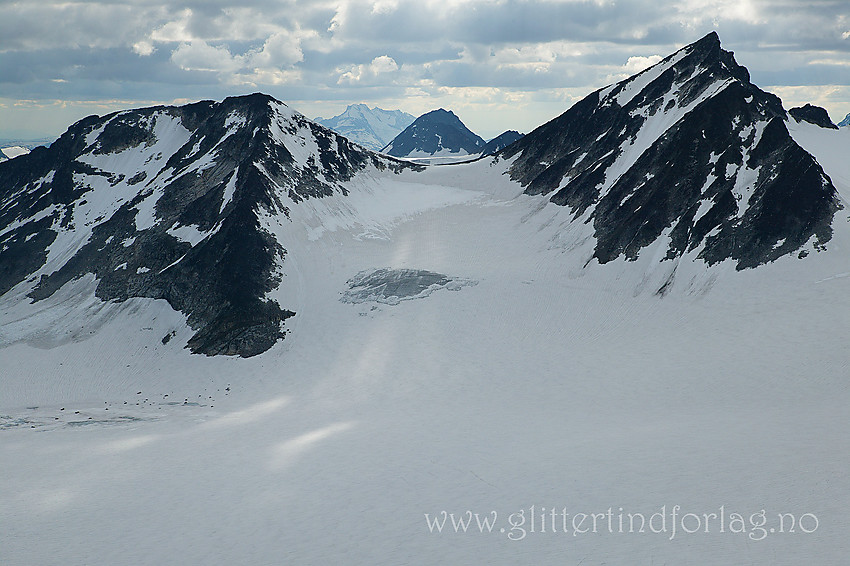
[315, 104, 414, 151]
[839, 112, 850, 127]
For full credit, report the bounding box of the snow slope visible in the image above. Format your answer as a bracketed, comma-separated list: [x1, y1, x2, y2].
[503, 32, 838, 273]
[787, 119, 850, 200]
[0, 94, 416, 357]
[2, 35, 850, 566]
[2, 149, 850, 564]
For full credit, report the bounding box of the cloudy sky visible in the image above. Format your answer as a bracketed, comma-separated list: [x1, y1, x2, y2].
[1, 0, 849, 141]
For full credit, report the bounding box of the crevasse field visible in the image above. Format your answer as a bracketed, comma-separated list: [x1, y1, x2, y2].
[2, 123, 849, 565]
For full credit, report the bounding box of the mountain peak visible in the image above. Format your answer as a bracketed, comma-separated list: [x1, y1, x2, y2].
[695, 30, 720, 47]
[417, 108, 462, 125]
[609, 30, 752, 108]
[481, 130, 524, 156]
[220, 92, 284, 113]
[502, 32, 838, 274]
[0, 95, 411, 357]
[316, 105, 415, 151]
[382, 109, 484, 158]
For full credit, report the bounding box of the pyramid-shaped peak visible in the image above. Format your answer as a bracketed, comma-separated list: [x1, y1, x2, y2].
[671, 30, 748, 83]
[694, 30, 720, 47]
[594, 30, 756, 114]
[382, 108, 484, 157]
[675, 31, 722, 59]
[502, 32, 836, 272]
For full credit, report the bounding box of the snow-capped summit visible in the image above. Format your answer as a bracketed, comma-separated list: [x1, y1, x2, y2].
[315, 104, 415, 151]
[0, 93, 413, 357]
[381, 108, 485, 158]
[1, 36, 845, 362]
[502, 31, 839, 274]
[3, 35, 850, 566]
[838, 112, 850, 128]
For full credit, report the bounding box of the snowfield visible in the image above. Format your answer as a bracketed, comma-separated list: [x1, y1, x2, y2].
[0, 146, 30, 161]
[2, 141, 850, 565]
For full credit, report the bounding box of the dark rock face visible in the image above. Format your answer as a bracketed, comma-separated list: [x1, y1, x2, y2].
[341, 268, 477, 305]
[502, 32, 840, 270]
[382, 109, 485, 157]
[0, 93, 413, 357]
[481, 131, 524, 156]
[789, 104, 838, 129]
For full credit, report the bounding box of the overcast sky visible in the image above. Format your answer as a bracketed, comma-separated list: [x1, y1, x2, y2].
[1, 0, 849, 141]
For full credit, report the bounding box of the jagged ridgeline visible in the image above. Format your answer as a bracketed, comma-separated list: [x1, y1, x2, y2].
[502, 32, 840, 270]
[0, 34, 844, 360]
[0, 94, 413, 357]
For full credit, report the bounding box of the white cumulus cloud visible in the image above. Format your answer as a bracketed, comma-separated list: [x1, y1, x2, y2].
[338, 55, 399, 84]
[171, 41, 242, 73]
[623, 55, 663, 75]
